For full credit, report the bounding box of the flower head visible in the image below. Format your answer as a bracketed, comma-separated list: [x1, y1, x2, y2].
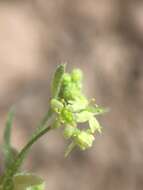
[50, 66, 106, 156]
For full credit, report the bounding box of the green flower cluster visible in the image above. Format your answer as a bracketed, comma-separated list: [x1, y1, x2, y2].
[50, 68, 105, 156]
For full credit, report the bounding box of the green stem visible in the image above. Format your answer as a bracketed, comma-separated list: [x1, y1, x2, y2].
[37, 108, 53, 130]
[2, 111, 54, 190]
[2, 64, 66, 189]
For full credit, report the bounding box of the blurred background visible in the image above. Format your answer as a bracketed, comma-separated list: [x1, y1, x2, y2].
[0, 0, 143, 189]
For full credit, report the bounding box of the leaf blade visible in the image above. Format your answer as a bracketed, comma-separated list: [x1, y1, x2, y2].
[13, 173, 45, 190]
[3, 107, 15, 169]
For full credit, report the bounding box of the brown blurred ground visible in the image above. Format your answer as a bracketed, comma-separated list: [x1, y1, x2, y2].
[0, 0, 143, 190]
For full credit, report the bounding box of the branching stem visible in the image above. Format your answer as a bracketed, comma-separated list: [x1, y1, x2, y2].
[2, 110, 54, 190]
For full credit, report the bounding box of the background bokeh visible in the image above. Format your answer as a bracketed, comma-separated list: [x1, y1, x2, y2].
[0, 1, 143, 190]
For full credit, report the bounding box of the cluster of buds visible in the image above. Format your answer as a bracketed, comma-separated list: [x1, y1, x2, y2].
[50, 68, 105, 156]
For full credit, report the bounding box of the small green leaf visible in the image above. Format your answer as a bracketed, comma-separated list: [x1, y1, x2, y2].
[13, 173, 45, 190]
[51, 64, 66, 98]
[89, 117, 102, 134]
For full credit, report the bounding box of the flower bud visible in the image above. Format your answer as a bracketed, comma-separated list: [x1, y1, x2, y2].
[63, 83, 81, 100]
[71, 69, 83, 82]
[63, 73, 71, 85]
[61, 108, 74, 124]
[63, 125, 75, 139]
[75, 131, 95, 150]
[50, 99, 64, 113]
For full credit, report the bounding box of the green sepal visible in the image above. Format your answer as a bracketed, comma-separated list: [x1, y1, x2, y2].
[51, 64, 66, 98]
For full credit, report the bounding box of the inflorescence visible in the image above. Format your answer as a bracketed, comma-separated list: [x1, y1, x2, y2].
[50, 67, 105, 156]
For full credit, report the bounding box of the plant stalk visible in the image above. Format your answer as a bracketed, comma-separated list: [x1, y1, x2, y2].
[2, 110, 54, 190]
